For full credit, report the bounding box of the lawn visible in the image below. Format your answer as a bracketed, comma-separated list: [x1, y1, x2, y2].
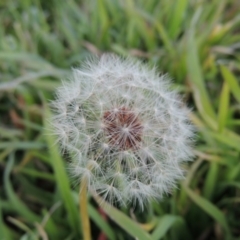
[0, 0, 240, 239]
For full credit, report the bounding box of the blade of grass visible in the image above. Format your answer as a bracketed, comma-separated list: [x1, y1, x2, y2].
[0, 141, 45, 150]
[191, 112, 240, 151]
[0, 127, 22, 139]
[93, 194, 152, 240]
[17, 168, 55, 181]
[151, 215, 180, 240]
[4, 153, 40, 222]
[44, 105, 79, 234]
[220, 65, 240, 103]
[88, 204, 116, 240]
[218, 81, 230, 132]
[183, 185, 230, 237]
[0, 52, 54, 69]
[7, 216, 37, 240]
[0, 202, 12, 240]
[203, 162, 219, 200]
[168, 0, 188, 39]
[209, 131, 240, 151]
[0, 70, 66, 91]
[41, 206, 68, 239]
[187, 30, 216, 120]
[136, 9, 174, 57]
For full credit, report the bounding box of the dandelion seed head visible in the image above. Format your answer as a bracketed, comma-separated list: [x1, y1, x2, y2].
[51, 54, 195, 209]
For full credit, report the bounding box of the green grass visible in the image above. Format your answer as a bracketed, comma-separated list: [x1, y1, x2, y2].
[0, 0, 240, 239]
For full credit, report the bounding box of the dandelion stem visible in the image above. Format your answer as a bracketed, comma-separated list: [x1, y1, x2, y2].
[79, 178, 91, 240]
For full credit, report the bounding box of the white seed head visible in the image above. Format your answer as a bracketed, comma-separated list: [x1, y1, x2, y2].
[51, 54, 194, 209]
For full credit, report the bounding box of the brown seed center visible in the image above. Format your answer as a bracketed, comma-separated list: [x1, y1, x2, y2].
[103, 107, 143, 150]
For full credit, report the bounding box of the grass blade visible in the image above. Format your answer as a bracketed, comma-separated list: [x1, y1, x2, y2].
[220, 65, 240, 103]
[183, 185, 230, 237]
[4, 153, 40, 222]
[93, 194, 152, 240]
[218, 81, 230, 132]
[151, 215, 179, 240]
[187, 30, 216, 120]
[0, 202, 12, 240]
[88, 204, 116, 240]
[168, 0, 188, 39]
[0, 142, 45, 150]
[44, 105, 79, 234]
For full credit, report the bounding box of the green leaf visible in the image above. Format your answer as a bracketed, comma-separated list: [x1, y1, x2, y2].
[203, 162, 219, 200]
[168, 0, 188, 39]
[18, 168, 55, 181]
[220, 65, 240, 103]
[187, 29, 216, 121]
[44, 105, 79, 234]
[0, 202, 12, 240]
[93, 194, 153, 240]
[0, 142, 45, 150]
[88, 204, 116, 240]
[151, 215, 180, 240]
[218, 81, 229, 132]
[220, 181, 240, 189]
[41, 207, 69, 239]
[183, 185, 230, 236]
[7, 216, 37, 239]
[136, 10, 174, 57]
[4, 153, 40, 222]
[209, 130, 240, 151]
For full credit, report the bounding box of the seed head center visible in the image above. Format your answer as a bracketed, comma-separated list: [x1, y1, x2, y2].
[103, 107, 143, 150]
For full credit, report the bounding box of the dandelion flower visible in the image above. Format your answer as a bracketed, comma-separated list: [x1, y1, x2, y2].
[51, 54, 194, 209]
